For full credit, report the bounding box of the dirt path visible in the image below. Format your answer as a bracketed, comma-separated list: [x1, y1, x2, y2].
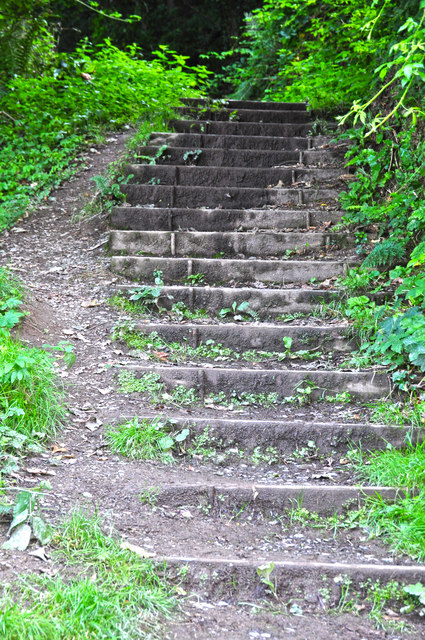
[0, 118, 423, 639]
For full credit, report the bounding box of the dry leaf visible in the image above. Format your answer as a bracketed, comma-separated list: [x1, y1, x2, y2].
[26, 468, 56, 476]
[120, 541, 156, 558]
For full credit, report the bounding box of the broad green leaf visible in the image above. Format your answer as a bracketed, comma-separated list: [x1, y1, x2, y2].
[2, 523, 31, 551]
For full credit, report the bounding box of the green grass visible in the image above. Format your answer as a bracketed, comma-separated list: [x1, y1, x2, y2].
[0, 510, 176, 639]
[349, 441, 425, 560]
[106, 415, 176, 463]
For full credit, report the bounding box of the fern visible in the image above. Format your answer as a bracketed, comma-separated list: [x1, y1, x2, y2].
[363, 239, 406, 268]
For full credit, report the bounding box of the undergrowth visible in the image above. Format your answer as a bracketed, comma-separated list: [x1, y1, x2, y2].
[0, 40, 207, 229]
[0, 267, 65, 475]
[0, 510, 176, 639]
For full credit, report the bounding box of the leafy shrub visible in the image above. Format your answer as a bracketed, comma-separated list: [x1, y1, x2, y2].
[0, 40, 207, 229]
[217, 0, 418, 108]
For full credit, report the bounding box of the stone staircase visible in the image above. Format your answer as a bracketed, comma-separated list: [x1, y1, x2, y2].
[108, 99, 425, 606]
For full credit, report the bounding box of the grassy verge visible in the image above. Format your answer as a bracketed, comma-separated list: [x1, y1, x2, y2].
[0, 510, 177, 639]
[0, 267, 65, 475]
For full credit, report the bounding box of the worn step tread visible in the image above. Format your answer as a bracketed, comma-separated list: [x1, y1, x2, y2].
[176, 106, 312, 123]
[109, 229, 351, 258]
[125, 164, 345, 188]
[147, 481, 402, 515]
[122, 414, 416, 453]
[119, 321, 351, 351]
[123, 363, 389, 399]
[161, 555, 425, 579]
[182, 98, 308, 111]
[150, 131, 331, 150]
[170, 119, 332, 137]
[120, 183, 340, 208]
[110, 206, 343, 232]
[111, 256, 351, 286]
[137, 146, 346, 168]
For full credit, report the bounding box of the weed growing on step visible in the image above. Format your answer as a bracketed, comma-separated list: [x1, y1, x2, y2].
[368, 399, 425, 427]
[0, 510, 177, 639]
[106, 415, 189, 463]
[109, 294, 208, 322]
[218, 301, 259, 322]
[113, 325, 326, 366]
[342, 438, 425, 560]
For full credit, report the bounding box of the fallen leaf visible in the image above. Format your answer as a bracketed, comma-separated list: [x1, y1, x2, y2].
[28, 546, 49, 562]
[180, 509, 192, 519]
[26, 468, 56, 477]
[152, 350, 168, 362]
[81, 300, 100, 308]
[120, 541, 156, 558]
[52, 445, 67, 454]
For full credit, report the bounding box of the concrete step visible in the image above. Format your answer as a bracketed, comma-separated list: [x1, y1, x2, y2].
[125, 164, 344, 189]
[110, 206, 343, 232]
[120, 184, 340, 208]
[176, 106, 311, 123]
[113, 284, 337, 317]
[122, 414, 417, 454]
[182, 98, 308, 111]
[162, 556, 425, 600]
[109, 230, 351, 258]
[170, 119, 332, 137]
[146, 481, 401, 516]
[137, 146, 346, 168]
[119, 321, 351, 352]
[150, 131, 331, 150]
[122, 364, 389, 400]
[110, 256, 349, 286]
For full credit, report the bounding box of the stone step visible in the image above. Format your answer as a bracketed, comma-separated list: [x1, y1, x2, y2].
[118, 321, 351, 352]
[125, 164, 344, 189]
[110, 206, 343, 231]
[109, 230, 351, 258]
[150, 131, 330, 150]
[145, 481, 401, 516]
[170, 119, 331, 137]
[161, 556, 425, 600]
[122, 364, 389, 400]
[176, 106, 311, 123]
[137, 146, 346, 168]
[123, 415, 417, 454]
[111, 256, 349, 286]
[182, 98, 308, 111]
[113, 284, 336, 316]
[120, 184, 340, 208]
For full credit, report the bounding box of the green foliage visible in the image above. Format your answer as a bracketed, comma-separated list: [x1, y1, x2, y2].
[1, 482, 52, 550]
[217, 0, 417, 108]
[0, 40, 206, 229]
[0, 268, 65, 475]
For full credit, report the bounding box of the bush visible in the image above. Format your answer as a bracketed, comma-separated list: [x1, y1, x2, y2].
[0, 39, 207, 229]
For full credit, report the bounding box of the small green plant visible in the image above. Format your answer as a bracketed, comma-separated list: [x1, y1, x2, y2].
[284, 380, 317, 405]
[256, 562, 277, 599]
[184, 273, 205, 285]
[182, 149, 202, 163]
[218, 301, 259, 322]
[128, 270, 166, 311]
[1, 482, 52, 550]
